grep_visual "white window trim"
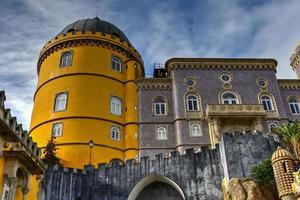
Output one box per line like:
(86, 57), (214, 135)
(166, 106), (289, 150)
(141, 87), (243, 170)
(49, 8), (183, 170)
(190, 123), (203, 137)
(156, 126), (168, 140)
(111, 96), (122, 116)
(261, 96), (273, 111)
(54, 92), (68, 112)
(60, 51), (73, 67)
(112, 56), (122, 72)
(111, 126), (121, 140)
(222, 92), (239, 105)
(289, 101), (300, 115)
(154, 102), (167, 115)
(52, 122), (63, 137)
(186, 94), (199, 111)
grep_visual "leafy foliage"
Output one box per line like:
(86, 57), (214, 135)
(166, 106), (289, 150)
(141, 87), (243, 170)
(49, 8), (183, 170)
(273, 121), (300, 161)
(251, 159), (276, 188)
(42, 137), (60, 165)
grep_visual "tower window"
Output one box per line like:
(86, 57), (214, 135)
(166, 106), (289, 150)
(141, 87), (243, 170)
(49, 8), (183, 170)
(111, 97), (122, 115)
(54, 92), (68, 112)
(186, 94), (199, 111)
(111, 127), (120, 140)
(112, 56), (122, 72)
(222, 92), (238, 104)
(261, 95), (273, 111)
(60, 51), (73, 67)
(153, 96), (167, 115)
(289, 99), (300, 114)
(52, 123), (63, 137)
(190, 123), (202, 137)
(157, 127), (167, 140)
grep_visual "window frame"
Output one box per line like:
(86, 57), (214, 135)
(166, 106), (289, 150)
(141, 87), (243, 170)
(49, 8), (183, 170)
(186, 94), (199, 111)
(190, 123), (202, 137)
(52, 122), (63, 137)
(260, 95), (273, 111)
(54, 92), (68, 112)
(112, 56), (122, 72)
(60, 51), (73, 67)
(289, 100), (300, 115)
(111, 126), (121, 140)
(221, 92), (238, 105)
(156, 126), (167, 140)
(111, 96), (122, 116)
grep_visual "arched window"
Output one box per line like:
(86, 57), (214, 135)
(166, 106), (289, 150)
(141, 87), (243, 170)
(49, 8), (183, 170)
(186, 94), (199, 111)
(60, 51), (72, 67)
(157, 127), (167, 140)
(153, 96), (167, 115)
(111, 97), (121, 115)
(52, 123), (63, 137)
(289, 99), (300, 114)
(111, 127), (120, 140)
(112, 56), (122, 72)
(54, 93), (67, 111)
(261, 95), (273, 111)
(190, 124), (202, 136)
(222, 92), (238, 104)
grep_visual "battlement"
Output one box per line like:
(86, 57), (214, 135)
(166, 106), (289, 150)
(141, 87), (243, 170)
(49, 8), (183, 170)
(0, 91), (45, 174)
(37, 31), (144, 74)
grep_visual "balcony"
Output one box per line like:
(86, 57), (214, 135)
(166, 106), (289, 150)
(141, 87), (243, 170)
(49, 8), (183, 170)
(206, 104), (267, 117)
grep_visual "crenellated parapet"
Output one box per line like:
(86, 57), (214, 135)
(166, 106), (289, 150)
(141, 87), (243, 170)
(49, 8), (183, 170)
(0, 91), (45, 175)
(136, 78), (172, 90)
(42, 132), (279, 200)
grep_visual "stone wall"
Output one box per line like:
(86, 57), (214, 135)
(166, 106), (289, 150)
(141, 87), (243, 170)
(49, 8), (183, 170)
(42, 133), (279, 200)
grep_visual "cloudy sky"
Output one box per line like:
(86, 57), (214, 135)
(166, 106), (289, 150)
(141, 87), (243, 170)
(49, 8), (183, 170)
(1, 0), (300, 129)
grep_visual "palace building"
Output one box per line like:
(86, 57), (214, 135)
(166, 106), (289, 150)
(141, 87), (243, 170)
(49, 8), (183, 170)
(0, 17), (300, 199)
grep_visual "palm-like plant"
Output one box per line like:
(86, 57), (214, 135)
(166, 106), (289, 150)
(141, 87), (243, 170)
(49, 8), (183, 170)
(273, 121), (300, 161)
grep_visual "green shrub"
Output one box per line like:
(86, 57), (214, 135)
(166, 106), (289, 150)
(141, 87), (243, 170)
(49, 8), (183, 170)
(251, 159), (276, 188)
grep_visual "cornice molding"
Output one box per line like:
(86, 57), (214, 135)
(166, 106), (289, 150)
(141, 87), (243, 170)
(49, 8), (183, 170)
(136, 78), (172, 90)
(37, 32), (144, 74)
(278, 79), (300, 90)
(165, 58), (277, 72)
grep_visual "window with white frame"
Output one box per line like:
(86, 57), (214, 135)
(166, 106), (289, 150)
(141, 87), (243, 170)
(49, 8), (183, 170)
(52, 123), (63, 137)
(153, 96), (167, 115)
(261, 95), (273, 111)
(289, 99), (300, 114)
(112, 56), (122, 72)
(111, 127), (120, 140)
(222, 92), (238, 104)
(190, 123), (202, 136)
(157, 127), (167, 140)
(54, 92), (67, 112)
(186, 94), (199, 111)
(60, 51), (72, 67)
(111, 97), (121, 115)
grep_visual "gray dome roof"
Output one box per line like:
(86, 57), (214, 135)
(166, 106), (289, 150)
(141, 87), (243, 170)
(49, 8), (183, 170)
(58, 17), (130, 43)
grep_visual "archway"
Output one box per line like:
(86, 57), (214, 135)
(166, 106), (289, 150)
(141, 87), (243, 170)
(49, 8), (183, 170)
(128, 174), (185, 200)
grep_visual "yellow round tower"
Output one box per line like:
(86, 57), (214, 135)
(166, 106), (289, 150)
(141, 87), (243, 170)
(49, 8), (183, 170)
(29, 17), (144, 169)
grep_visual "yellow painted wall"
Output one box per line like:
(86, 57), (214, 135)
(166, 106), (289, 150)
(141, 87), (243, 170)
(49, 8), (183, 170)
(30, 32), (143, 169)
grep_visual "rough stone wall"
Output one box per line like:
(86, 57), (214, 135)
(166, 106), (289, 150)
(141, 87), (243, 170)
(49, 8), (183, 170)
(42, 133), (279, 200)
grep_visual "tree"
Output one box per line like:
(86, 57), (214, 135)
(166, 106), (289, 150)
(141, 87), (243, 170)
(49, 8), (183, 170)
(273, 121), (300, 161)
(42, 137), (60, 165)
(251, 158), (276, 188)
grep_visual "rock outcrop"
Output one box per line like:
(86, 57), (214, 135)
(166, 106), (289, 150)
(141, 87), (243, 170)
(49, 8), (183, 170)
(222, 178), (279, 200)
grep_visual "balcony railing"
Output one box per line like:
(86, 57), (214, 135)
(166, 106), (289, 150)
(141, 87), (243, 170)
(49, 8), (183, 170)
(206, 104), (267, 117)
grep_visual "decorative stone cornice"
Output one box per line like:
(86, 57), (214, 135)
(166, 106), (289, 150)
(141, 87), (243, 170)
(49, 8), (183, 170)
(278, 79), (300, 90)
(165, 58), (277, 72)
(206, 104), (267, 117)
(37, 31), (144, 75)
(0, 91), (45, 174)
(136, 78), (172, 90)
(290, 43), (300, 71)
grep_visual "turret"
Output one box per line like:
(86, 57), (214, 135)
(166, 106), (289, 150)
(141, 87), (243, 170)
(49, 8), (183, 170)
(290, 43), (300, 78)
